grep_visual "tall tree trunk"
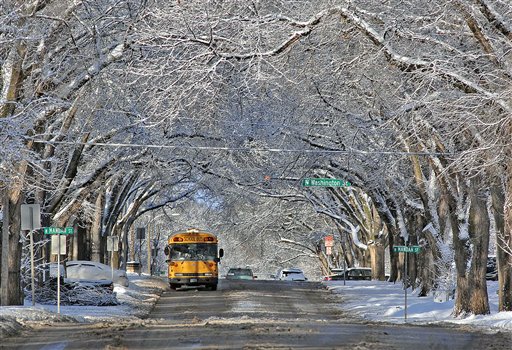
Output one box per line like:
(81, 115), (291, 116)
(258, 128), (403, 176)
(342, 235), (354, 268)
(6, 189), (24, 305)
(368, 242), (385, 280)
(395, 235), (406, 281)
(444, 179), (472, 316)
(453, 177), (490, 316)
(1, 188), (10, 305)
(318, 251), (330, 276)
(454, 275), (471, 316)
(120, 220), (132, 270)
(90, 191), (104, 262)
(501, 165), (512, 311)
(408, 223), (420, 289)
(418, 246), (434, 297)
(130, 225), (136, 262)
(75, 224), (88, 260)
(489, 183), (506, 308)
(468, 182), (490, 315)
(388, 225), (398, 282)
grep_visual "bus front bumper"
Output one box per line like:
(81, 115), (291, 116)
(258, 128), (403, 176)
(169, 277), (218, 286)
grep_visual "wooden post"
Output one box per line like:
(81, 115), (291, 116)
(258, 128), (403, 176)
(147, 223), (151, 275)
(29, 230), (35, 306)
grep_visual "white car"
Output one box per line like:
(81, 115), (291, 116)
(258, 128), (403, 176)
(64, 260), (129, 287)
(277, 268), (307, 281)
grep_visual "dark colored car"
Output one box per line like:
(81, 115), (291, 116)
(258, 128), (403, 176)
(323, 267), (372, 281)
(226, 268), (255, 280)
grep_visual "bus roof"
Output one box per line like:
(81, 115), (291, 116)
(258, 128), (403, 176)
(168, 228), (218, 243)
(169, 228), (214, 236)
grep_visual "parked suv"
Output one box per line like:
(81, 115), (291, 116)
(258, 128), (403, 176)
(275, 268), (307, 281)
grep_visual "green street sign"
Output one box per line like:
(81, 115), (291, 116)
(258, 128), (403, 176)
(44, 227), (74, 235)
(302, 178), (351, 187)
(393, 245), (421, 254)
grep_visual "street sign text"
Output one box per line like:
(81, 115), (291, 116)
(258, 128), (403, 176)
(393, 246), (421, 254)
(44, 227), (74, 235)
(302, 178), (351, 187)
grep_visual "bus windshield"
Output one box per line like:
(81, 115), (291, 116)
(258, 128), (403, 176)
(170, 243), (217, 261)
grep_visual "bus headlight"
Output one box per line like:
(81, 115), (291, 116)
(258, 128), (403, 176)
(175, 273), (184, 277)
(204, 273), (213, 276)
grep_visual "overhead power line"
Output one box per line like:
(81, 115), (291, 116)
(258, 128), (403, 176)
(30, 139), (458, 157)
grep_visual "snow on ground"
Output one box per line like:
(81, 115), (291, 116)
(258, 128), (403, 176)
(323, 279), (512, 331)
(1, 274), (511, 340)
(0, 273), (168, 338)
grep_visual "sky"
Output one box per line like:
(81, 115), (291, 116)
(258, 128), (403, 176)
(0, 275), (511, 339)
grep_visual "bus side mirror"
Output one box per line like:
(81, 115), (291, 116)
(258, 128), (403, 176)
(214, 257), (220, 263)
(219, 248), (224, 258)
(164, 246), (170, 256)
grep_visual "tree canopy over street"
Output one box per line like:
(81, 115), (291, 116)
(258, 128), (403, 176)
(1, 0), (512, 317)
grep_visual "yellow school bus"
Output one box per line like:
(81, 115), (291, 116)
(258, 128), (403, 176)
(163, 228), (224, 290)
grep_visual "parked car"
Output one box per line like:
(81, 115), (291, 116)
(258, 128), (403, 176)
(64, 260), (129, 287)
(323, 274), (345, 281)
(226, 267), (255, 280)
(276, 268), (307, 281)
(323, 267), (372, 281)
(48, 262), (117, 292)
(45, 263), (116, 303)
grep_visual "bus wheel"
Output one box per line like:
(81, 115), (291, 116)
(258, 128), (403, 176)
(210, 284), (217, 291)
(170, 284), (178, 290)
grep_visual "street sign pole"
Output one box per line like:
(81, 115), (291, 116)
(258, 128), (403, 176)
(404, 252), (408, 322)
(44, 227), (72, 312)
(57, 232), (61, 314)
(393, 245), (421, 322)
(29, 207), (35, 306)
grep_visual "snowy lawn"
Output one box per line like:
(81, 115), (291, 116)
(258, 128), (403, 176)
(0, 273), (168, 338)
(324, 279), (512, 331)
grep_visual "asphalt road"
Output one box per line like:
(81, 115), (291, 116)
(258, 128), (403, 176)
(2, 279), (511, 349)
